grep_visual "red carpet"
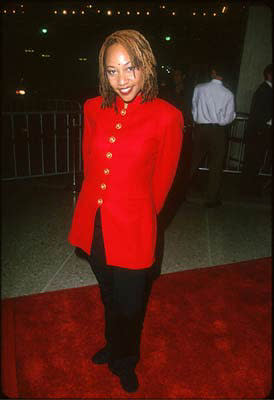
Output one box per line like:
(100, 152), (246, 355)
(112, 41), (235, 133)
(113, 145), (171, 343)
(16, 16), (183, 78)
(2, 258), (272, 398)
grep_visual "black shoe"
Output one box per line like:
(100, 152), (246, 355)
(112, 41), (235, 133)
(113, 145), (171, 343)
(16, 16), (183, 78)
(204, 200), (222, 208)
(91, 346), (109, 365)
(119, 371), (139, 393)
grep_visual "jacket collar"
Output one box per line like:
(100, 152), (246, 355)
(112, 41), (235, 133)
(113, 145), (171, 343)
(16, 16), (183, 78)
(116, 93), (143, 112)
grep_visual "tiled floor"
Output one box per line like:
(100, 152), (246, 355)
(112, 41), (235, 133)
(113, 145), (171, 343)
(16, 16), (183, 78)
(1, 172), (271, 299)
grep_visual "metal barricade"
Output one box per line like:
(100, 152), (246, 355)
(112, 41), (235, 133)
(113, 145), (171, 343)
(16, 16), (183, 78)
(1, 104), (83, 182)
(196, 113), (272, 176)
(1, 109), (271, 184)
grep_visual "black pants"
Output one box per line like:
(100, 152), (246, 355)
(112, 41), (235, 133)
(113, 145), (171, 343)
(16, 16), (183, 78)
(88, 208), (155, 375)
(189, 124), (227, 202)
(241, 126), (272, 192)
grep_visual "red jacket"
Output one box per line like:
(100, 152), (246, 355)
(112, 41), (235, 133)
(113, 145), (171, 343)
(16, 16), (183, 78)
(68, 94), (183, 269)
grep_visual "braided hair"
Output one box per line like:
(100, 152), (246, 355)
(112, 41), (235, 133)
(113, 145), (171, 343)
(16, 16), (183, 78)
(98, 29), (158, 109)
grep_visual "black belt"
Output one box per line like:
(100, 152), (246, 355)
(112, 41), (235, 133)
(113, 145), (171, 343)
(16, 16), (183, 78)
(196, 123), (223, 127)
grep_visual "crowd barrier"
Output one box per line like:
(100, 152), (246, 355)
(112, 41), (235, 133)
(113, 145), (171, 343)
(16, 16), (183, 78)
(1, 104), (272, 187)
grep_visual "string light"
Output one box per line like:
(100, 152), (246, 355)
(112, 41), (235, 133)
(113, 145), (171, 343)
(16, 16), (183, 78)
(16, 90), (26, 95)
(3, 4), (231, 18)
(41, 54), (51, 58)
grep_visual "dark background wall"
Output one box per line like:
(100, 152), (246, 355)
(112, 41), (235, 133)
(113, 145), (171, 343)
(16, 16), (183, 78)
(2, 1), (250, 104)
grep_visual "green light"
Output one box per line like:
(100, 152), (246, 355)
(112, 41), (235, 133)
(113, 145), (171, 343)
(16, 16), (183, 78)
(165, 36), (171, 41)
(41, 28), (48, 34)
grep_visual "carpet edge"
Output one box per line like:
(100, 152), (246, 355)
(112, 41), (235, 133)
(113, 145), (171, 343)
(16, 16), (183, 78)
(1, 299), (19, 398)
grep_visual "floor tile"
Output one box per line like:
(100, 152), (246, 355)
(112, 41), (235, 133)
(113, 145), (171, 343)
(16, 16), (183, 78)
(1, 173), (271, 299)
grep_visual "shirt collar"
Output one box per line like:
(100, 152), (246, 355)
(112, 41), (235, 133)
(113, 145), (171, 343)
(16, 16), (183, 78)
(266, 80), (272, 88)
(211, 79), (223, 85)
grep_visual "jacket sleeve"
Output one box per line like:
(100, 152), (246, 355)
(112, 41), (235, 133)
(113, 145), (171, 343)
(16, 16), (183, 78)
(249, 84), (272, 132)
(82, 101), (92, 179)
(152, 110), (184, 214)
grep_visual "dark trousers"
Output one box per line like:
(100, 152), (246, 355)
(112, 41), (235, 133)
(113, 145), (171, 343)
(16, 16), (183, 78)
(88, 208), (155, 375)
(189, 124), (227, 202)
(241, 126), (272, 192)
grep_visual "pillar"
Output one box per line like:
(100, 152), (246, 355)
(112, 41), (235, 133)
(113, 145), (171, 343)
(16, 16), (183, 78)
(236, 5), (272, 113)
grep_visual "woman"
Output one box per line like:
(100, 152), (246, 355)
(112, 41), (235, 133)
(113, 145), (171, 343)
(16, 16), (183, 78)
(69, 29), (183, 393)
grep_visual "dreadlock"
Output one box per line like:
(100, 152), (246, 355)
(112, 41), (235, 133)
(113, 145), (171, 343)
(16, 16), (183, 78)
(98, 29), (158, 109)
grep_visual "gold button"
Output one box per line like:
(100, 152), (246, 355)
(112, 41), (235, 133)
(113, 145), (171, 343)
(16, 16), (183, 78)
(97, 198), (103, 205)
(109, 136), (116, 143)
(121, 109), (126, 116)
(115, 123), (122, 129)
(106, 152), (112, 159)
(100, 183), (106, 190)
(104, 168), (110, 175)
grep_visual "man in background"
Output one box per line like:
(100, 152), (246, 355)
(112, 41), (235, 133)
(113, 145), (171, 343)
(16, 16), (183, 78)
(187, 65), (236, 207)
(241, 64), (272, 196)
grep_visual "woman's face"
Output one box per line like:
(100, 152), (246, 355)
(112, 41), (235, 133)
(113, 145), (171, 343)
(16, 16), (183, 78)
(105, 43), (144, 103)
